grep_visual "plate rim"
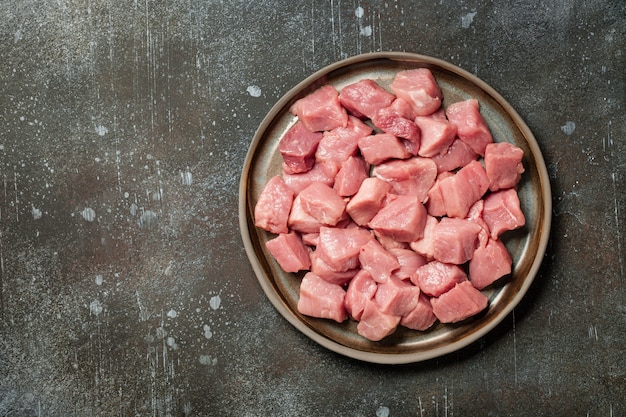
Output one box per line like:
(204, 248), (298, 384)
(239, 51), (552, 364)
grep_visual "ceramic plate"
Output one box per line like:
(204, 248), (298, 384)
(239, 52), (551, 364)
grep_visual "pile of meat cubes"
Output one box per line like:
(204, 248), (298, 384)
(254, 68), (525, 341)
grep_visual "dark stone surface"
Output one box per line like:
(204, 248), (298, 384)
(0, 1), (624, 416)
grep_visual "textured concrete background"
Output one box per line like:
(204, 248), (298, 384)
(0, 1), (624, 416)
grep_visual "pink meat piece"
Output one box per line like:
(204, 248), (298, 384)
(466, 199), (490, 247)
(425, 172), (453, 217)
(430, 280), (488, 323)
(290, 85), (348, 132)
(333, 155), (369, 197)
(346, 177), (392, 226)
(430, 138), (479, 174)
(374, 232), (410, 251)
(368, 194), (427, 242)
(411, 261), (468, 297)
(390, 68), (443, 116)
(283, 161), (335, 195)
(288, 194), (324, 234)
(432, 217), (482, 264)
(357, 299), (401, 341)
(301, 232), (319, 246)
(254, 175), (294, 234)
(387, 247), (428, 280)
(265, 232), (312, 273)
(373, 156), (437, 202)
(439, 160), (490, 218)
(316, 115), (373, 174)
(469, 238), (512, 290)
(484, 142), (525, 191)
(358, 133), (411, 165)
(297, 272), (348, 323)
(316, 226), (373, 272)
(374, 274), (421, 316)
(345, 270), (378, 321)
(482, 188), (526, 239)
(400, 293), (437, 331)
(371, 109), (422, 144)
(338, 79), (396, 119)
(445, 98), (493, 156)
(298, 182), (347, 226)
(414, 116), (457, 157)
(359, 239), (401, 283)
(409, 215), (439, 260)
(279, 121), (323, 174)
(310, 250), (359, 286)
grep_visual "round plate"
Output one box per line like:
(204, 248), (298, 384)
(239, 52), (551, 364)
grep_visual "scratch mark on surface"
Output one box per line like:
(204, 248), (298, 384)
(13, 169), (19, 222)
(512, 310), (518, 385)
(611, 171), (624, 282)
(588, 324), (598, 341)
(0, 208), (4, 319)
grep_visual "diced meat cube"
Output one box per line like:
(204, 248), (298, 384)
(359, 239), (401, 283)
(411, 261), (468, 297)
(283, 162), (335, 195)
(338, 79), (396, 119)
(425, 172), (453, 217)
(400, 293), (437, 331)
(316, 226), (373, 272)
(265, 232), (312, 273)
(288, 194), (324, 234)
(310, 250), (359, 286)
(333, 155), (369, 197)
(368, 194), (427, 242)
(279, 121), (323, 174)
(345, 270), (378, 321)
(371, 110), (422, 144)
(254, 175), (294, 234)
(484, 142), (525, 191)
(300, 232), (319, 246)
(482, 188), (526, 238)
(374, 232), (410, 251)
(298, 182), (347, 226)
(439, 160), (490, 218)
(432, 217), (482, 264)
(387, 248), (427, 280)
(430, 138), (478, 174)
(346, 177), (392, 226)
(290, 85), (348, 132)
(445, 99), (493, 156)
(374, 274), (421, 316)
(409, 215), (439, 260)
(469, 238), (512, 290)
(466, 199), (490, 247)
(316, 115), (373, 173)
(430, 280), (489, 323)
(357, 299), (401, 341)
(414, 116), (457, 157)
(297, 272), (347, 323)
(373, 156), (437, 202)
(390, 68), (442, 116)
(358, 133), (411, 165)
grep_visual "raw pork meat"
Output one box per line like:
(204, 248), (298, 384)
(484, 142), (525, 191)
(358, 239), (401, 283)
(358, 133), (411, 165)
(316, 115), (373, 174)
(373, 156), (437, 202)
(390, 68), (442, 116)
(430, 280), (488, 323)
(338, 79), (396, 119)
(290, 85), (348, 132)
(482, 188), (526, 238)
(298, 272), (348, 323)
(265, 232), (311, 273)
(368, 194), (427, 242)
(387, 248), (427, 280)
(316, 226), (373, 272)
(432, 217), (481, 264)
(333, 155), (369, 197)
(400, 293), (437, 331)
(374, 274), (420, 316)
(357, 299), (401, 341)
(469, 238), (512, 290)
(254, 175), (294, 234)
(438, 160), (490, 218)
(445, 99), (493, 156)
(345, 177), (392, 226)
(430, 138), (478, 173)
(279, 121), (323, 174)
(413, 116), (457, 157)
(298, 182), (347, 226)
(345, 270), (378, 321)
(412, 261), (467, 297)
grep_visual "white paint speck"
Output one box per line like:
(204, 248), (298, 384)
(32, 205), (42, 220)
(167, 309), (178, 319)
(181, 170), (193, 186)
(561, 121), (576, 135)
(81, 207), (96, 222)
(376, 406), (390, 417)
(166, 336), (179, 350)
(95, 274), (104, 285)
(14, 29), (23, 43)
(138, 210), (158, 229)
(461, 11), (477, 29)
(355, 6), (364, 18)
(203, 324), (213, 340)
(209, 295), (221, 310)
(90, 299), (103, 316)
(246, 85), (262, 97)
(360, 25), (372, 36)
(95, 125), (109, 136)
(199, 355), (218, 366)
(129, 203), (138, 216)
